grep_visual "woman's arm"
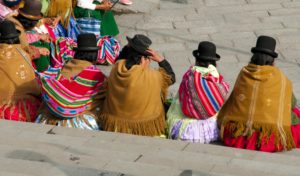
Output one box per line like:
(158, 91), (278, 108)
(77, 0), (111, 10)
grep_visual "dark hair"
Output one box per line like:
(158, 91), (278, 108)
(250, 53), (274, 66)
(0, 37), (20, 44)
(117, 45), (145, 70)
(74, 50), (98, 62)
(195, 59), (216, 68)
(16, 14), (39, 30)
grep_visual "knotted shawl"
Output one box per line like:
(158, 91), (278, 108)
(97, 36), (120, 65)
(179, 65), (229, 120)
(39, 59), (106, 119)
(100, 59), (172, 136)
(218, 64), (294, 150)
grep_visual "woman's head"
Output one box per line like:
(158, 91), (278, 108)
(0, 20), (20, 44)
(193, 41), (220, 68)
(16, 14), (39, 30)
(121, 34), (153, 70)
(250, 35), (278, 66)
(73, 33), (100, 62)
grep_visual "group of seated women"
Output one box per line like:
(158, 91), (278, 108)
(1, 0), (300, 153)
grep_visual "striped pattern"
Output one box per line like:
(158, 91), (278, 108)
(50, 38), (77, 68)
(39, 65), (105, 119)
(97, 36), (120, 65)
(179, 68), (229, 120)
(76, 17), (101, 36)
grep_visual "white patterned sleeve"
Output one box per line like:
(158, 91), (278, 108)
(77, 0), (97, 10)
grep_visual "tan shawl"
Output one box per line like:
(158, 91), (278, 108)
(218, 64), (294, 150)
(0, 44), (40, 105)
(100, 60), (172, 136)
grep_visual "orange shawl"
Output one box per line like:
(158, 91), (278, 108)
(218, 64), (294, 150)
(100, 60), (172, 136)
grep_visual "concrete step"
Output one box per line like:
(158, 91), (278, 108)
(1, 120), (300, 175)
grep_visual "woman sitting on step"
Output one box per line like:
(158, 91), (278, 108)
(0, 20), (41, 122)
(74, 0), (119, 37)
(167, 41), (230, 143)
(218, 36), (300, 152)
(35, 33), (106, 130)
(100, 34), (175, 136)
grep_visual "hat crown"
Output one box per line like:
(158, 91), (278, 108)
(126, 34), (152, 55)
(197, 41), (217, 57)
(0, 20), (20, 40)
(19, 0), (42, 18)
(131, 34), (152, 48)
(251, 35), (278, 58)
(254, 36), (276, 52)
(75, 33), (99, 51)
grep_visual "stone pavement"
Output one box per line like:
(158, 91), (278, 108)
(110, 0), (300, 100)
(2, 0), (300, 175)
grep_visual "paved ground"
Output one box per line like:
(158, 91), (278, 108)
(112, 0), (300, 101)
(2, 0), (300, 175)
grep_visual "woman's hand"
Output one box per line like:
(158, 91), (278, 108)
(39, 34), (50, 42)
(96, 0), (112, 10)
(38, 48), (50, 56)
(146, 49), (164, 62)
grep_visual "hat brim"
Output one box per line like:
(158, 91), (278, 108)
(126, 36), (151, 56)
(0, 30), (21, 40)
(19, 11), (43, 20)
(73, 46), (101, 51)
(193, 50), (220, 61)
(251, 47), (278, 58)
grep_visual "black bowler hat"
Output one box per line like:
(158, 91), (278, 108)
(73, 33), (100, 51)
(126, 34), (152, 56)
(0, 20), (20, 40)
(193, 41), (220, 61)
(19, 0), (43, 20)
(251, 36), (278, 58)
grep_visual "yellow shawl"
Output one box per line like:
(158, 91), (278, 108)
(218, 64), (294, 150)
(0, 44), (40, 105)
(100, 60), (172, 136)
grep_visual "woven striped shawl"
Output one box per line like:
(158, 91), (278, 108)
(40, 64), (105, 119)
(179, 66), (229, 120)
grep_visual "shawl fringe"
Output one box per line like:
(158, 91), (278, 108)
(100, 113), (165, 136)
(221, 120), (295, 151)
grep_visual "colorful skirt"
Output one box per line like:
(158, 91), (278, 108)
(74, 5), (119, 36)
(35, 108), (100, 131)
(0, 99), (41, 122)
(222, 107), (300, 152)
(167, 95), (219, 143)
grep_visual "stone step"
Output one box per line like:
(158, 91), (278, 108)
(1, 120), (300, 175)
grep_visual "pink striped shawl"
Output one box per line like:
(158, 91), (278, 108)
(179, 67), (229, 120)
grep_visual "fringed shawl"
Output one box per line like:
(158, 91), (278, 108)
(100, 60), (172, 136)
(0, 44), (40, 105)
(218, 64), (294, 150)
(179, 65), (229, 120)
